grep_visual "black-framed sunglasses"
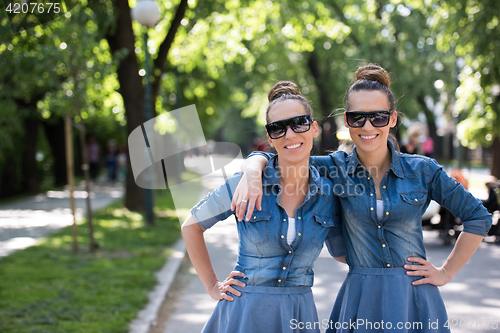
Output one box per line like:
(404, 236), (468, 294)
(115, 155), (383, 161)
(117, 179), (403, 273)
(345, 110), (392, 128)
(265, 115), (312, 139)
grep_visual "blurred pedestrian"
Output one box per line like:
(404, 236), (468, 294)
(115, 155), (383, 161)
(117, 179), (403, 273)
(423, 135), (434, 158)
(106, 139), (118, 182)
(483, 176), (499, 213)
(87, 136), (100, 181)
(483, 176), (500, 243)
(117, 145), (127, 182)
(252, 137), (269, 152)
(400, 127), (420, 154)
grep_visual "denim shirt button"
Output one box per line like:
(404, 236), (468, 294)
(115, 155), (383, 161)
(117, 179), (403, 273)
(283, 267), (286, 270)
(283, 219), (286, 222)
(298, 233), (301, 236)
(298, 217), (301, 220)
(289, 251), (292, 254)
(370, 193), (373, 196)
(370, 207), (374, 211)
(278, 279), (282, 282)
(387, 264), (391, 267)
(383, 185), (386, 189)
(378, 225), (381, 228)
(281, 235), (285, 239)
(382, 244), (386, 248)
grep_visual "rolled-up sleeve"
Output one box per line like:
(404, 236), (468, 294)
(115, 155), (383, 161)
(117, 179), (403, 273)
(325, 195), (345, 257)
(428, 159), (492, 236)
(190, 173), (242, 230)
(325, 227), (345, 258)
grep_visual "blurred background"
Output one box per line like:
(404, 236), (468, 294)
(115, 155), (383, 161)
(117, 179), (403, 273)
(1, 0), (499, 206)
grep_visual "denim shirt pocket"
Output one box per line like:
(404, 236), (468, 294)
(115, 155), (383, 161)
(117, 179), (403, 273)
(311, 213), (334, 249)
(400, 191), (428, 227)
(333, 183), (359, 218)
(243, 210), (272, 245)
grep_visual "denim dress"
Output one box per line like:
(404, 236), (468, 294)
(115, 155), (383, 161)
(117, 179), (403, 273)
(249, 142), (492, 333)
(191, 156), (344, 333)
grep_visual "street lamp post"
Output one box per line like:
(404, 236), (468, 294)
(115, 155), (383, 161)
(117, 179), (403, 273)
(131, 0), (160, 225)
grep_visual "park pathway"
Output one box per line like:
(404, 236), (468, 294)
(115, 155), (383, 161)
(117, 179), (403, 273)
(0, 182), (124, 258)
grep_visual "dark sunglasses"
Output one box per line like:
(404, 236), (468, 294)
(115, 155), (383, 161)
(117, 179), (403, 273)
(265, 115), (312, 139)
(345, 110), (392, 128)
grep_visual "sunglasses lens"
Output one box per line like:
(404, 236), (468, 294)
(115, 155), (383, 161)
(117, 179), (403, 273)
(291, 116), (311, 133)
(266, 115), (311, 139)
(346, 111), (391, 127)
(266, 123), (286, 139)
(370, 112), (390, 127)
(346, 113), (366, 127)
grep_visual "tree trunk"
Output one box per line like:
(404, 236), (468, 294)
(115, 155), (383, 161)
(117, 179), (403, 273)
(491, 136), (500, 180)
(43, 116), (68, 187)
(65, 113), (79, 254)
(307, 50), (339, 153)
(105, 0), (145, 211)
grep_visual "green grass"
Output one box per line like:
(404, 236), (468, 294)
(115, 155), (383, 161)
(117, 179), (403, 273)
(0, 171), (203, 333)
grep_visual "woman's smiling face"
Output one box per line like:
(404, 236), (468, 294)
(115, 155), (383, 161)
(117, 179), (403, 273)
(344, 90), (397, 154)
(267, 100), (318, 165)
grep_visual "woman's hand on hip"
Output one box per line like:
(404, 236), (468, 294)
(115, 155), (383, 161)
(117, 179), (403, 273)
(208, 271), (246, 301)
(404, 257), (451, 287)
(230, 170), (263, 221)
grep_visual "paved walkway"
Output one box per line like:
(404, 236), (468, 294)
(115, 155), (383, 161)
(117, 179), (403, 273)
(0, 182), (124, 257)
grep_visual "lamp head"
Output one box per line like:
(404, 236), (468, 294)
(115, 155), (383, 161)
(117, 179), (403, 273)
(131, 0), (160, 28)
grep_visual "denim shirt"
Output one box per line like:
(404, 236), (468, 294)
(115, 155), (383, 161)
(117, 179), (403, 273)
(248, 141), (492, 269)
(191, 156), (344, 287)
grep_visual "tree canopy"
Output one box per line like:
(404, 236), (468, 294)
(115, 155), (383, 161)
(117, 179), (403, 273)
(1, 0), (499, 198)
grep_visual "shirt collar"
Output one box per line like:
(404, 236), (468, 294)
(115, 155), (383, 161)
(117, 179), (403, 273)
(346, 139), (404, 178)
(262, 155), (325, 195)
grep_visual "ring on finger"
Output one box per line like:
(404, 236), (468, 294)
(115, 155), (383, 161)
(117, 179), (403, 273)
(241, 200), (248, 203)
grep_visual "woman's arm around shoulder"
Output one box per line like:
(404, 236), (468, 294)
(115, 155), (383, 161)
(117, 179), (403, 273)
(231, 152), (271, 221)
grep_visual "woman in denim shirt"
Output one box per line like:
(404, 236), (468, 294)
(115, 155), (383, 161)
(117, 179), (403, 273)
(233, 65), (492, 332)
(182, 81), (345, 333)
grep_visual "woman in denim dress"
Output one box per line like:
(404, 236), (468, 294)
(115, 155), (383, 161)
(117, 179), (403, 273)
(232, 64), (492, 332)
(182, 81), (345, 333)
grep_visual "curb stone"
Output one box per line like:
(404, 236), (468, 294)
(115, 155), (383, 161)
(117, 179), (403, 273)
(129, 237), (187, 333)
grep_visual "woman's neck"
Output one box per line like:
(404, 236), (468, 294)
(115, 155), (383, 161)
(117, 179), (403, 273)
(277, 158), (310, 192)
(357, 146), (392, 179)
